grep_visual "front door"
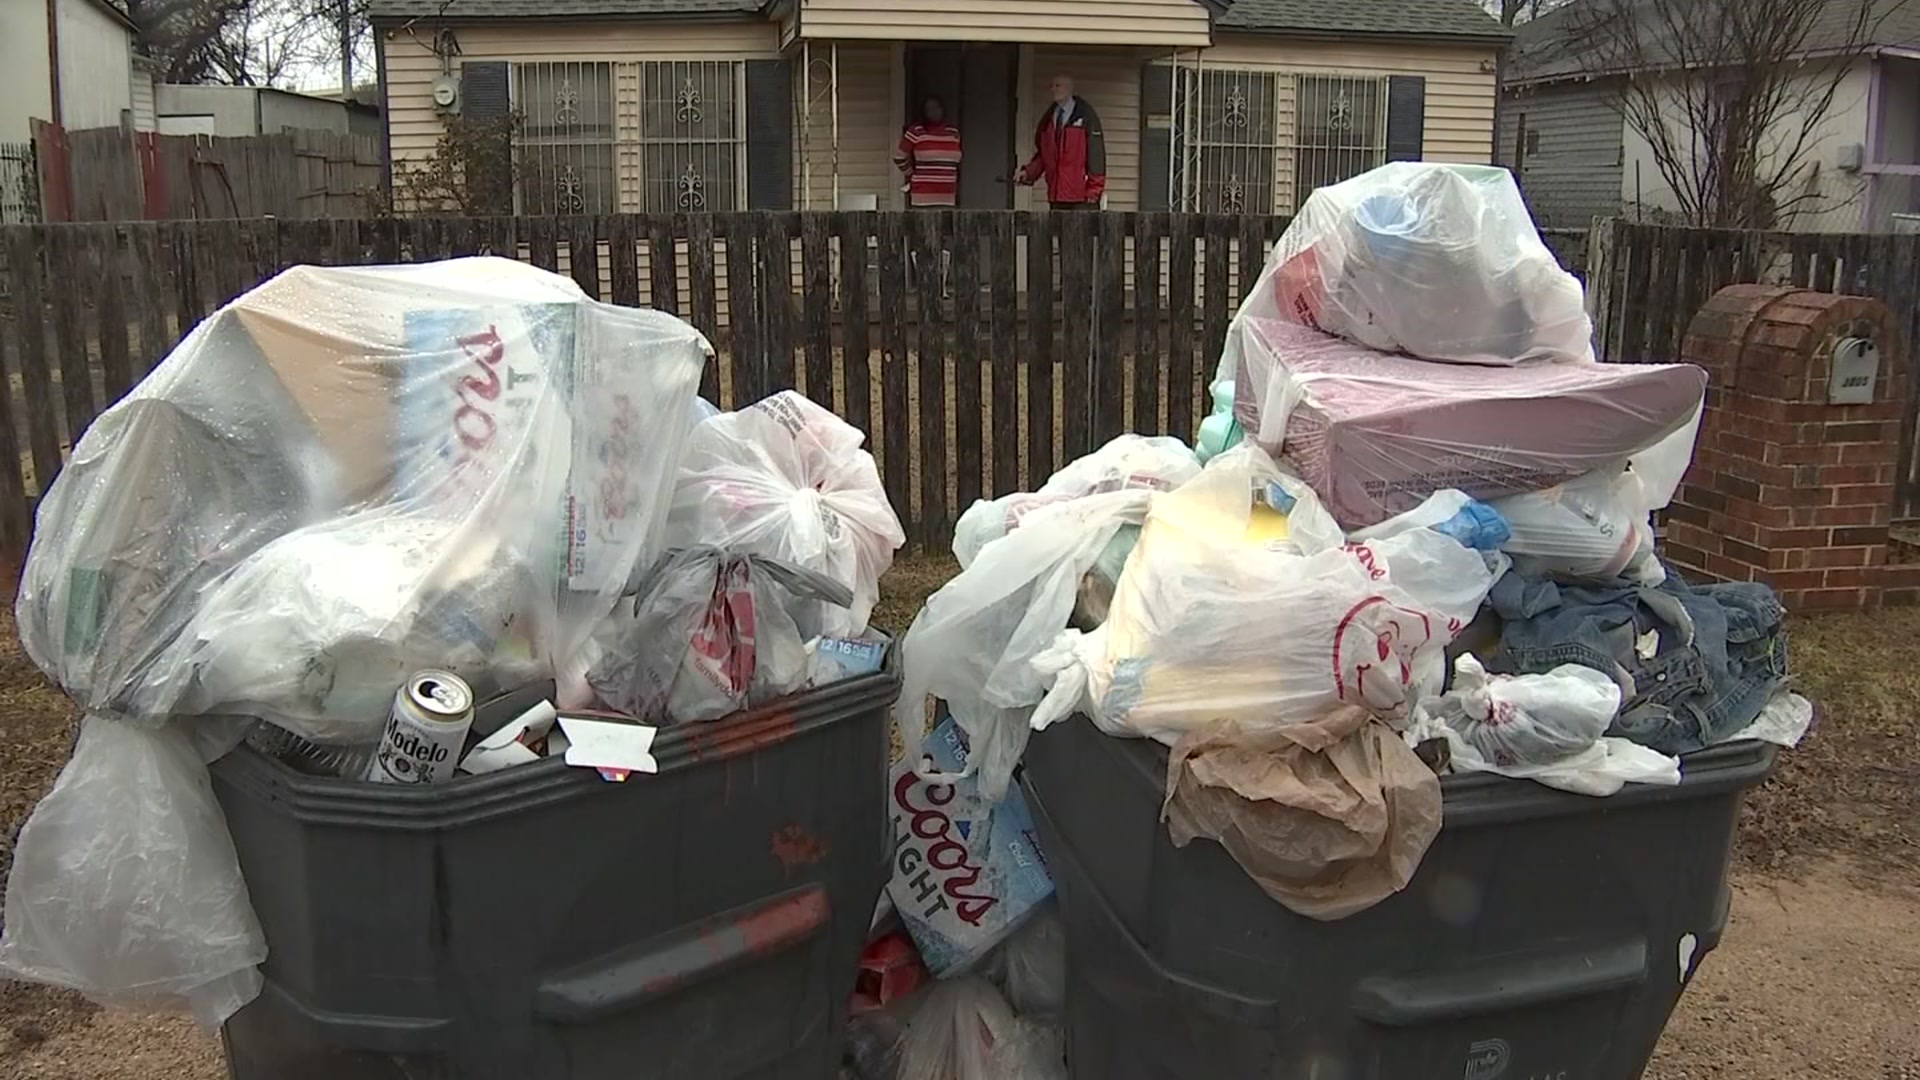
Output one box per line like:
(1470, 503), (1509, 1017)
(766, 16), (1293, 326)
(906, 43), (1017, 209)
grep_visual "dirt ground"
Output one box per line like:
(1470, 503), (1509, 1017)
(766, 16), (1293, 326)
(0, 553), (1917, 1079)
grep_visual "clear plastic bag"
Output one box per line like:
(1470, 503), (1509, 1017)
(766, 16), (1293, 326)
(896, 977), (1066, 1080)
(988, 907), (1066, 1020)
(1240, 162), (1592, 365)
(585, 548), (853, 723)
(1491, 471), (1664, 584)
(1409, 655), (1680, 796)
(896, 489), (1152, 800)
(7, 258), (712, 1022)
(1030, 445), (1498, 745)
(665, 391), (904, 638)
(0, 720), (266, 1027)
(952, 434), (1199, 568)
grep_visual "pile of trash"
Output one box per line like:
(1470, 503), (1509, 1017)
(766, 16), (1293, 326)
(862, 162), (1810, 1071)
(0, 259), (905, 1028)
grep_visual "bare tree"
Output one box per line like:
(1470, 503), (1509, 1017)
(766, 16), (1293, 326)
(1566, 0), (1890, 228)
(128, 0), (371, 89)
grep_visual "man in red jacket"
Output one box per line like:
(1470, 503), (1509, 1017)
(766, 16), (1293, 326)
(1018, 75), (1106, 210)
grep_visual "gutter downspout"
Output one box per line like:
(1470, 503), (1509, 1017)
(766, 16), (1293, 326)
(45, 0), (63, 127)
(1862, 51), (1882, 232)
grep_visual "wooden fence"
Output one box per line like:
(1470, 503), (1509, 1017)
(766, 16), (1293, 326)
(34, 123), (382, 222)
(0, 210), (1295, 561)
(1588, 218), (1920, 515)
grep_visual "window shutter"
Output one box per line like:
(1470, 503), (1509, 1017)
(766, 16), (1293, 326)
(1385, 75), (1425, 162)
(745, 59), (793, 210)
(461, 61), (510, 120)
(1140, 64), (1175, 212)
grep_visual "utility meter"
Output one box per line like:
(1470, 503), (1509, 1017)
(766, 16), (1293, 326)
(432, 76), (460, 114)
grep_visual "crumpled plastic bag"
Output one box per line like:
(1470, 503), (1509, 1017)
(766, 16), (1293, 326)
(1030, 445), (1500, 745)
(0, 720), (265, 1028)
(585, 547), (853, 723)
(1243, 161), (1591, 365)
(1162, 709), (1442, 920)
(1725, 690), (1814, 748)
(896, 977), (1066, 1080)
(666, 391), (904, 639)
(952, 434), (1199, 568)
(1491, 470), (1664, 585)
(1407, 655), (1680, 797)
(896, 489), (1152, 800)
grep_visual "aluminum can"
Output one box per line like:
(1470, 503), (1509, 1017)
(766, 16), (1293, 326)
(365, 670), (475, 785)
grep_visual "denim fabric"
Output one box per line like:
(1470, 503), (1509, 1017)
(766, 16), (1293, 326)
(1489, 570), (1787, 755)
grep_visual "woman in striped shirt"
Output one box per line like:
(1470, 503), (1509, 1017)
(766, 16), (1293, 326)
(894, 98), (963, 208)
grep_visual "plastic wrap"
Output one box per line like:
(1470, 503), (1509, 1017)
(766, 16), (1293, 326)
(951, 434), (1199, 568)
(5, 258), (711, 1023)
(1030, 445), (1500, 746)
(1237, 162), (1591, 365)
(0, 720), (265, 1027)
(1224, 315), (1707, 528)
(585, 548), (852, 723)
(666, 391), (904, 638)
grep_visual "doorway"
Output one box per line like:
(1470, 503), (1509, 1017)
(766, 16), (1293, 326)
(905, 43), (1018, 209)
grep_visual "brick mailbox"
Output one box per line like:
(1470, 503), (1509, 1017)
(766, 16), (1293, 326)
(1666, 285), (1911, 611)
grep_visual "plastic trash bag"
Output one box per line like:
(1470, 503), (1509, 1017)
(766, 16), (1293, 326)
(896, 977), (1066, 1080)
(1030, 445), (1498, 745)
(585, 547), (853, 723)
(1725, 690), (1815, 748)
(0, 720), (265, 1027)
(1408, 655), (1679, 796)
(951, 434), (1199, 568)
(1163, 709), (1443, 920)
(896, 489), (1152, 800)
(1241, 161), (1591, 365)
(6, 258), (711, 1023)
(666, 391), (904, 638)
(1491, 471), (1664, 584)
(987, 907), (1066, 1020)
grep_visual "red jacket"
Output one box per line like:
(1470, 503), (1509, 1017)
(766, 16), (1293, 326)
(1020, 98), (1106, 205)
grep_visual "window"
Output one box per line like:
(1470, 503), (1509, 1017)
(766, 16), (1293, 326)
(638, 61), (744, 212)
(511, 60), (745, 214)
(1293, 75), (1386, 200)
(1171, 68), (1389, 213)
(514, 62), (616, 215)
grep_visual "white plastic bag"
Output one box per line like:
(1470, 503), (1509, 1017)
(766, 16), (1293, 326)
(1237, 161), (1591, 365)
(666, 391), (904, 638)
(896, 490), (1151, 800)
(896, 977), (1066, 1080)
(952, 434), (1199, 568)
(1491, 471), (1663, 584)
(1409, 656), (1680, 796)
(0, 720), (265, 1027)
(1031, 445), (1497, 745)
(1725, 690), (1814, 748)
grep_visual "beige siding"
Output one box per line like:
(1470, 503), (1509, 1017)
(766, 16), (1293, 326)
(1201, 34), (1499, 164)
(1022, 47), (1149, 211)
(383, 20), (781, 170)
(795, 41), (895, 209)
(798, 0), (1208, 47)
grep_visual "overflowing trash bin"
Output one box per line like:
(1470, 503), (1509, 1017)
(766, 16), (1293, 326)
(873, 161), (1814, 1080)
(0, 258), (907, 1080)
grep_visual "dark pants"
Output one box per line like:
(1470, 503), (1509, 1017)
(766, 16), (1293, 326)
(1050, 201), (1097, 211)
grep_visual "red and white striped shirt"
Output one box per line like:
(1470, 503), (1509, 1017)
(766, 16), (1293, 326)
(894, 122), (963, 207)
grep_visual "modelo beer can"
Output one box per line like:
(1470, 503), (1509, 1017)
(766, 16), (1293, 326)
(365, 670), (475, 785)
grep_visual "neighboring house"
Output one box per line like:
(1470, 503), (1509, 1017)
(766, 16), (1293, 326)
(1503, 0), (1920, 232)
(366, 0), (1510, 215)
(0, 0), (148, 144)
(154, 85), (382, 139)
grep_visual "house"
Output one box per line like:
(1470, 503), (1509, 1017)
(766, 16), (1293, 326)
(1502, 0), (1920, 232)
(154, 84), (383, 139)
(0, 0), (149, 144)
(366, 0), (1510, 215)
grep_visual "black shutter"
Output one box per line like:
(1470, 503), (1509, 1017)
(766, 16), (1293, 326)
(1140, 64), (1175, 212)
(745, 59), (793, 210)
(1385, 75), (1425, 162)
(461, 61), (510, 120)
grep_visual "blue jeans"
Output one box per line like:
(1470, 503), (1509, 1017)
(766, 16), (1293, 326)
(1487, 570), (1787, 755)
